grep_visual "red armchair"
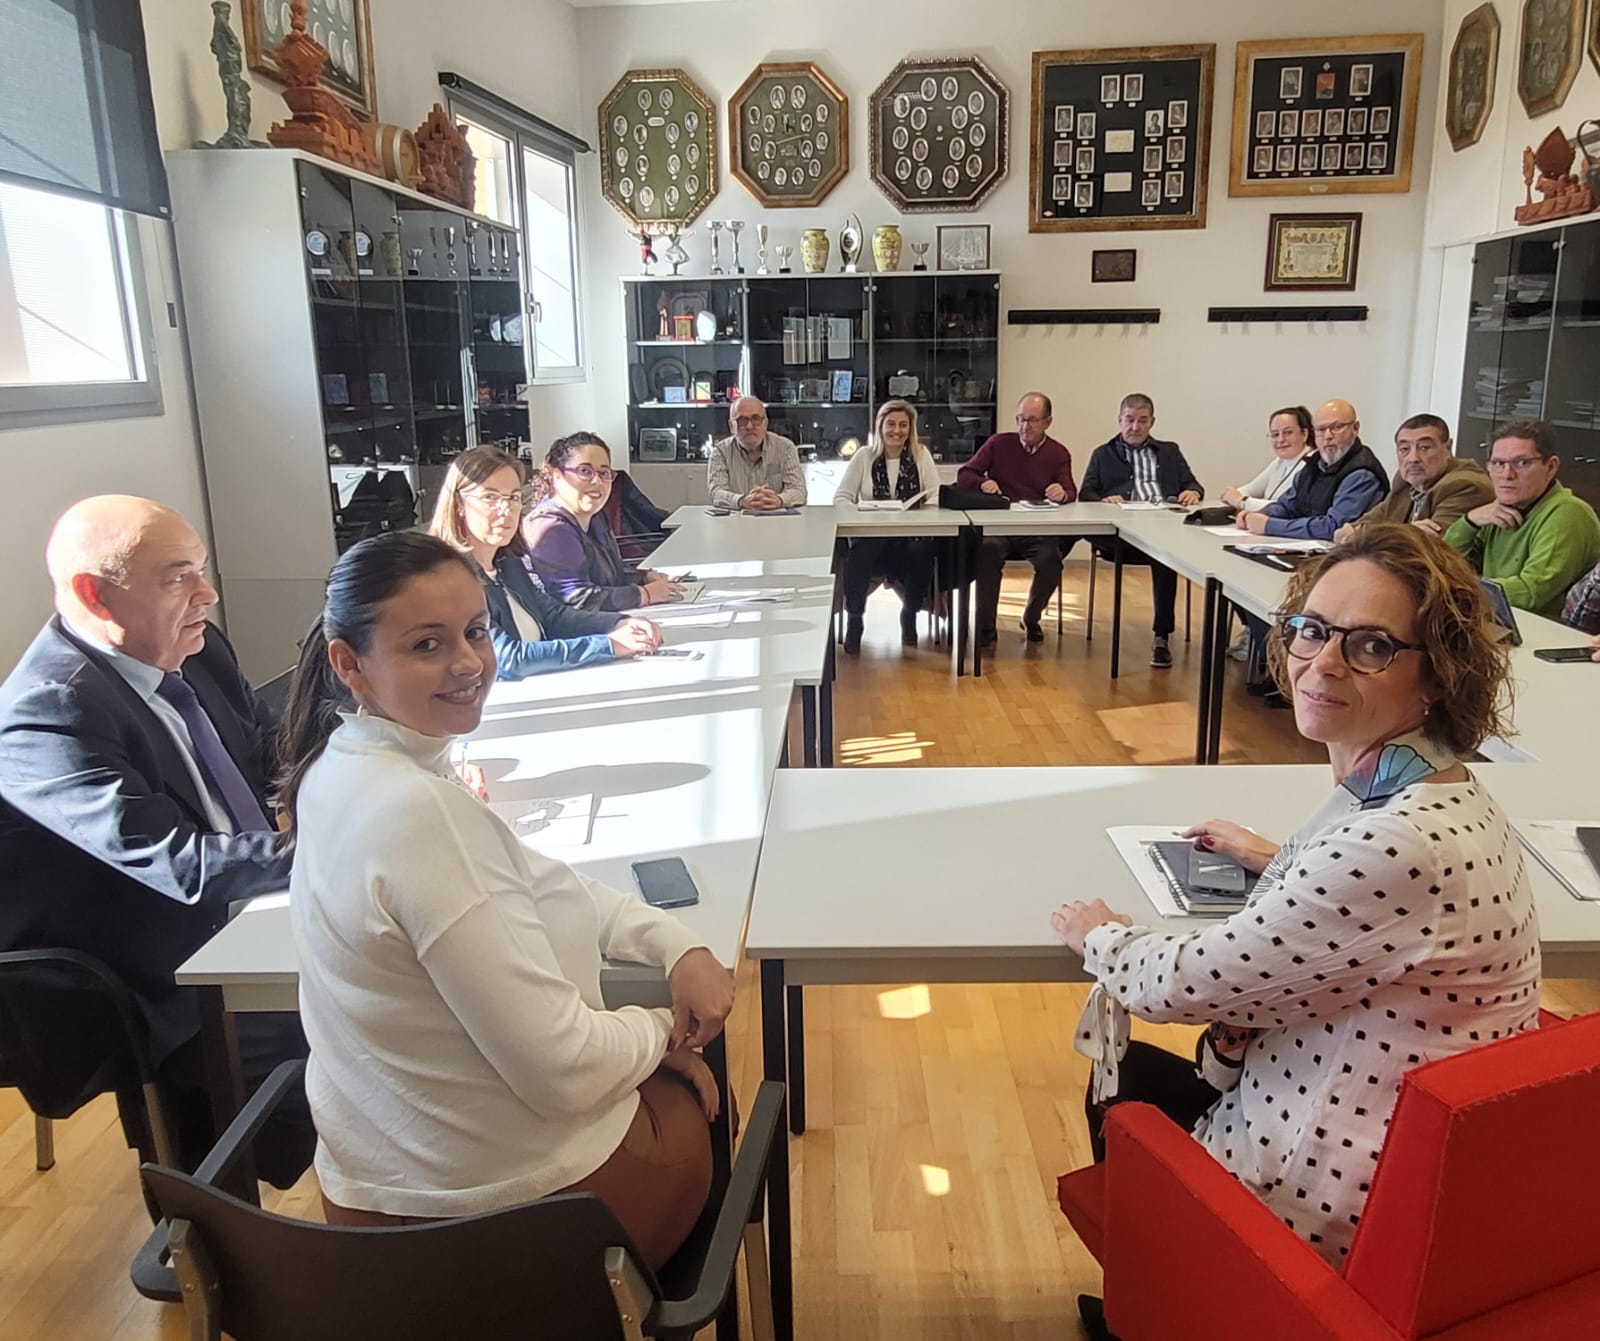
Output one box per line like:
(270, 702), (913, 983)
(1057, 1011), (1600, 1340)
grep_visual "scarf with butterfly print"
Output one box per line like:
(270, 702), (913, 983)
(871, 447), (922, 502)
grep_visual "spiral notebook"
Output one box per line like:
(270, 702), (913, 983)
(1108, 826), (1253, 918)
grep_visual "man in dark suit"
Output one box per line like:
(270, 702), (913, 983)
(0, 496), (311, 1186)
(1079, 393), (1205, 669)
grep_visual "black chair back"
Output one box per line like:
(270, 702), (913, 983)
(252, 669), (295, 718)
(142, 1166), (652, 1341)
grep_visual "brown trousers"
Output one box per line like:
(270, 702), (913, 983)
(322, 1071), (714, 1269)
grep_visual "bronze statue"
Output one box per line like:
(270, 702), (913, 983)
(196, 1), (265, 149)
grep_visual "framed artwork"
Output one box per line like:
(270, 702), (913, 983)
(869, 57), (1010, 212)
(1230, 34), (1423, 196)
(1593, 1), (1600, 77)
(936, 224), (991, 270)
(1517, 0), (1584, 117)
(598, 69), (718, 229)
(1092, 248), (1137, 281)
(729, 61), (849, 208)
(1264, 212), (1362, 290)
(241, 0), (378, 119)
(1448, 4), (1501, 151)
(1029, 43), (1216, 233)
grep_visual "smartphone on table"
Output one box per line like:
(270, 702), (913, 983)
(1533, 647), (1596, 663)
(632, 856), (700, 908)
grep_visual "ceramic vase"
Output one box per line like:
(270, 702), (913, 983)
(802, 228), (830, 274)
(872, 224), (903, 272)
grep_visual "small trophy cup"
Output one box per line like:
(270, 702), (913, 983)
(756, 224), (770, 275)
(728, 220), (745, 273)
(466, 221), (482, 274)
(911, 241), (930, 271)
(776, 244), (793, 274)
(708, 221), (725, 276)
(408, 246), (424, 276)
(444, 224), (458, 275)
(839, 213), (863, 273)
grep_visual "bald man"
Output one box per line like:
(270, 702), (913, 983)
(1235, 399), (1388, 541)
(0, 496), (311, 1186)
(708, 396), (805, 511)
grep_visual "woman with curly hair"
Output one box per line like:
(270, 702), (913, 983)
(1053, 524), (1539, 1333)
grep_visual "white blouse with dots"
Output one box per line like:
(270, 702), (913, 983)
(1082, 776), (1541, 1264)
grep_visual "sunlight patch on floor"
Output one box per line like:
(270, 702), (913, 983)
(877, 984), (932, 1020)
(841, 731), (934, 766)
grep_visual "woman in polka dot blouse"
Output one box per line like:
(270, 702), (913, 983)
(1054, 525), (1540, 1271)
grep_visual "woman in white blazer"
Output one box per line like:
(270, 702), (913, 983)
(833, 398), (942, 652)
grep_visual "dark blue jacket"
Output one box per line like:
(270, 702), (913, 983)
(1079, 435), (1205, 504)
(0, 618), (291, 1063)
(486, 553), (620, 680)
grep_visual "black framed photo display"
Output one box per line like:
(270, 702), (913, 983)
(1229, 35), (1423, 196)
(1029, 44), (1216, 232)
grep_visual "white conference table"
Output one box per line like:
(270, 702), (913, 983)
(654, 505), (840, 570)
(746, 763), (1600, 1136)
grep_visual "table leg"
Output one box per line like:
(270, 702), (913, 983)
(786, 985), (806, 1135)
(970, 527), (984, 678)
(819, 644), (834, 769)
(196, 987), (258, 1203)
(759, 960), (793, 1341)
(1206, 588), (1229, 766)
(955, 526), (973, 677)
(800, 687), (817, 769)
(1110, 539), (1125, 679)
(1194, 577), (1220, 765)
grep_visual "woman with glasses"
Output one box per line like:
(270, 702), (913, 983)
(523, 432), (684, 612)
(1052, 525), (1537, 1331)
(427, 446), (661, 679)
(833, 399), (942, 651)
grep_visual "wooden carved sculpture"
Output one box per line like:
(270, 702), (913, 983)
(1515, 126), (1596, 224)
(266, 0), (378, 174)
(415, 105), (477, 210)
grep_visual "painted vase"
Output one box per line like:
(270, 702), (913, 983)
(872, 224), (903, 272)
(802, 227), (830, 274)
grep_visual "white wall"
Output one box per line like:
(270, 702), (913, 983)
(575, 0), (1446, 496)
(0, 0), (589, 668)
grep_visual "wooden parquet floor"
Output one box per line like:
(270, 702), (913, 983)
(3, 565), (1595, 1340)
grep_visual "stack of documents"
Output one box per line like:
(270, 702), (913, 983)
(1514, 821), (1600, 901)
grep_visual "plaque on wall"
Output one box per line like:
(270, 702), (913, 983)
(1447, 4), (1500, 152)
(868, 56), (1010, 213)
(598, 69), (718, 229)
(242, 0), (378, 119)
(1229, 35), (1423, 196)
(729, 61), (849, 208)
(1517, 0), (1584, 117)
(1029, 44), (1215, 232)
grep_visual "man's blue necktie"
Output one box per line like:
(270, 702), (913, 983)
(156, 673), (273, 833)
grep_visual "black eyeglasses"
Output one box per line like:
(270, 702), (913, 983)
(1276, 614), (1426, 675)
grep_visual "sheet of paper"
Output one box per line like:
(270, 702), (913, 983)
(1103, 171), (1134, 193)
(1515, 821), (1600, 900)
(1104, 129), (1136, 153)
(1116, 500), (1169, 512)
(1016, 499), (1062, 510)
(1201, 523), (1247, 535)
(701, 587), (796, 604)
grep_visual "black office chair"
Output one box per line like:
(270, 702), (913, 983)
(134, 1060), (785, 1341)
(0, 949), (180, 1187)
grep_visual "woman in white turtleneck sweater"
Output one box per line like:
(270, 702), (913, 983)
(833, 398), (943, 652)
(275, 531), (734, 1268)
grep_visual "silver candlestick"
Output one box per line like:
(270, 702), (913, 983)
(728, 220), (745, 274)
(708, 220), (725, 275)
(756, 223), (770, 275)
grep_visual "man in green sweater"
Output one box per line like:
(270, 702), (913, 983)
(1444, 419), (1600, 619)
(1335, 413), (1493, 542)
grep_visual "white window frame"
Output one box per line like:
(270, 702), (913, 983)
(0, 192), (163, 425)
(447, 96), (587, 386)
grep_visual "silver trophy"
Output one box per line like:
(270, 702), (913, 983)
(839, 213), (863, 273)
(728, 220), (745, 273)
(756, 224), (770, 275)
(708, 220), (725, 275)
(776, 243), (793, 274)
(911, 240), (930, 272)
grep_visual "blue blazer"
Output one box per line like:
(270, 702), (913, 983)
(486, 553), (620, 679)
(0, 617), (292, 1063)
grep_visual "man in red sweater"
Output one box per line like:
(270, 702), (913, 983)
(957, 392), (1077, 645)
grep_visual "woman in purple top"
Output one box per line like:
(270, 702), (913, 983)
(522, 433), (684, 613)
